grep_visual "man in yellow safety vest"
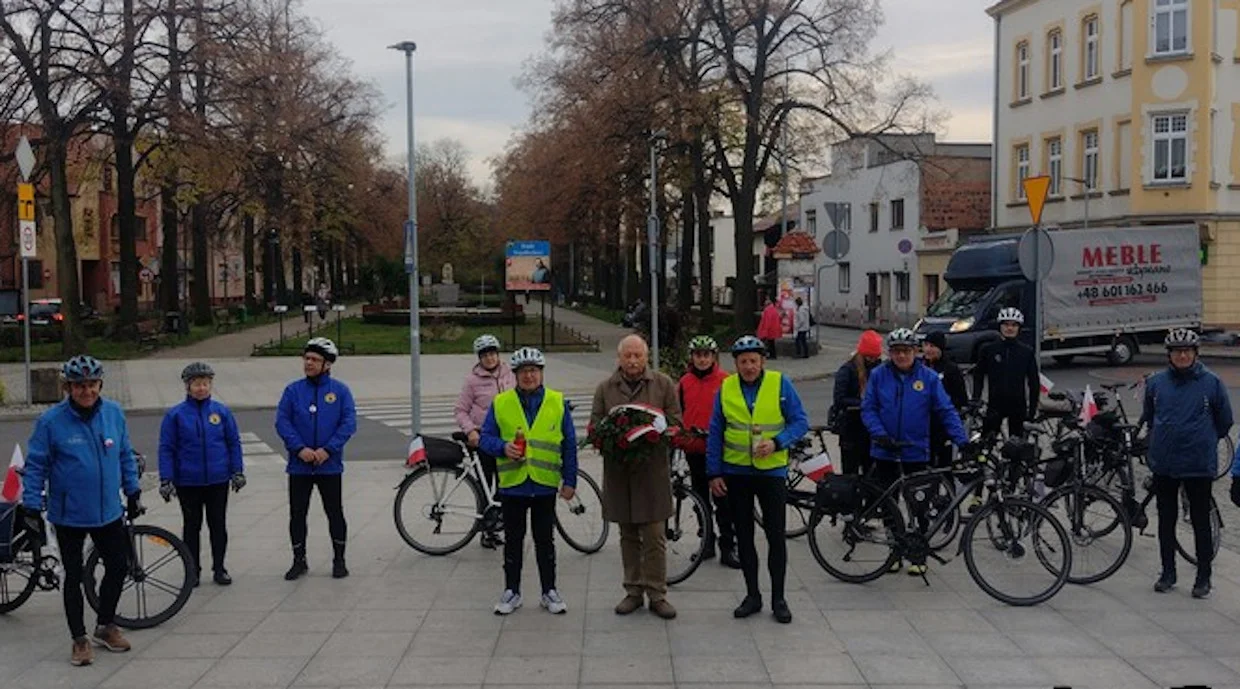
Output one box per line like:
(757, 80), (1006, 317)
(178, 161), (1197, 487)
(478, 347), (578, 615)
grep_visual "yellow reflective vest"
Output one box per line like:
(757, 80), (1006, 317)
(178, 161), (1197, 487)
(720, 372), (789, 470)
(492, 388), (565, 489)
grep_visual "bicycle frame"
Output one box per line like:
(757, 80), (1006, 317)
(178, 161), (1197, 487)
(401, 443), (499, 524)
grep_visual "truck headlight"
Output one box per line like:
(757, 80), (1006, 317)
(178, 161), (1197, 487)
(949, 318), (974, 333)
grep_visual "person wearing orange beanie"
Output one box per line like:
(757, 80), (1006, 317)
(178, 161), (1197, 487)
(829, 330), (884, 475)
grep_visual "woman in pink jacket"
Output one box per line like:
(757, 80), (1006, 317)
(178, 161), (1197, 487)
(756, 294), (782, 360)
(455, 334), (516, 548)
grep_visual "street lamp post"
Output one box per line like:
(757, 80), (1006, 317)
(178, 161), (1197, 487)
(1064, 176), (1092, 231)
(390, 41), (421, 437)
(648, 130), (667, 370)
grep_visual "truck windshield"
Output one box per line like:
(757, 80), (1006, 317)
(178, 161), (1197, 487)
(925, 288), (989, 318)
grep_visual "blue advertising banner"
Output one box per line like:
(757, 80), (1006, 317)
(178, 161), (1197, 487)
(505, 240), (552, 291)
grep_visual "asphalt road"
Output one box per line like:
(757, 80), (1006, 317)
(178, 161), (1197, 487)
(0, 351), (1229, 466)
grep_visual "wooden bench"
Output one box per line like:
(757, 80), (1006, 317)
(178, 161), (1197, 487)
(136, 320), (167, 351)
(214, 308), (239, 333)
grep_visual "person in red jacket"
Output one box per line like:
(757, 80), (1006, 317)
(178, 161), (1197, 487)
(677, 335), (740, 568)
(756, 294), (782, 360)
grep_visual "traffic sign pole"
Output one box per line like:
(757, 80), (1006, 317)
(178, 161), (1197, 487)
(1021, 176), (1053, 365)
(17, 181), (36, 406)
(21, 257), (30, 405)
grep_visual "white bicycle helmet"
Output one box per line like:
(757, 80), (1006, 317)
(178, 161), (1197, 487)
(997, 307), (1024, 325)
(886, 328), (919, 348)
(731, 335), (766, 357)
(509, 346), (546, 370)
(1164, 328), (1200, 350)
(304, 337), (339, 362)
(473, 334), (501, 355)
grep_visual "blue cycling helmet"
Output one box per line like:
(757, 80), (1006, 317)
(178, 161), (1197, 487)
(62, 355), (104, 382)
(731, 335), (766, 357)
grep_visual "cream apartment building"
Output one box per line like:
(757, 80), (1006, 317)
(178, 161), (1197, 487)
(988, 0), (1240, 325)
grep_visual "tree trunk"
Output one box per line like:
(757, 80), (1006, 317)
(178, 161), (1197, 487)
(243, 214), (257, 312)
(47, 136), (85, 353)
(159, 185), (179, 313)
(692, 134), (714, 329)
(732, 196), (757, 331)
(113, 130), (140, 338)
(291, 245), (303, 296)
(678, 189), (695, 313)
(190, 204), (211, 325)
(275, 238), (287, 303)
(262, 227), (275, 304)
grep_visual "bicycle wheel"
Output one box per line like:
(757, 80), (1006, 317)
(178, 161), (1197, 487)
(1040, 484), (1132, 585)
(84, 524), (194, 629)
(903, 473), (960, 552)
(807, 480), (905, 583)
(962, 498), (1071, 606)
(754, 468), (813, 539)
(555, 469), (608, 554)
(394, 465), (485, 555)
(666, 485), (710, 586)
(1217, 434), (1235, 480)
(1177, 496), (1223, 565)
(0, 528), (40, 614)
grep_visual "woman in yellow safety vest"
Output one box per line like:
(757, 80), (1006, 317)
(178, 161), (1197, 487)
(478, 347), (578, 616)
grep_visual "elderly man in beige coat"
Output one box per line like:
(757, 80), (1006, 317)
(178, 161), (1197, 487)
(591, 334), (682, 619)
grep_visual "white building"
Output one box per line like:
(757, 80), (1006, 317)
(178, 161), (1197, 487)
(804, 134), (992, 328)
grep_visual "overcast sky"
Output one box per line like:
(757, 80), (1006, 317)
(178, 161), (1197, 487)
(300, 0), (994, 184)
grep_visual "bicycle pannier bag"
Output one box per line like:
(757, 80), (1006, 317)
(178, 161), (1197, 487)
(816, 474), (861, 515)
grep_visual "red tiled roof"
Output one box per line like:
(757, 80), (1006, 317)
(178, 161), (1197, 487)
(771, 230), (820, 257)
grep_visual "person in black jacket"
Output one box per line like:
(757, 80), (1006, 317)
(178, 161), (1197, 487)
(831, 330), (883, 475)
(971, 308), (1040, 437)
(921, 331), (969, 468)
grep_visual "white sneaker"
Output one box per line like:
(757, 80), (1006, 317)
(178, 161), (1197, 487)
(540, 589), (567, 614)
(494, 589), (522, 615)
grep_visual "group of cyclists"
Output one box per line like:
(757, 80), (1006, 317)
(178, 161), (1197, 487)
(15, 336), (355, 666)
(12, 304), (1240, 664)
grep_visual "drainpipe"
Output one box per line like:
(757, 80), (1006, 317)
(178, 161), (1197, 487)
(991, 12), (1001, 232)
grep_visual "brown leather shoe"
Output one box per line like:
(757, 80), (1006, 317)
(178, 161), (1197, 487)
(70, 636), (94, 666)
(649, 598), (677, 620)
(92, 624), (131, 652)
(614, 594), (644, 615)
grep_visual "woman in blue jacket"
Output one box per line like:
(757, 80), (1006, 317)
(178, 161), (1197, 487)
(158, 362), (245, 587)
(21, 356), (142, 666)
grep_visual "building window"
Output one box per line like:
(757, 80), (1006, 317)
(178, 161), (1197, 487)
(895, 272), (910, 302)
(923, 274), (940, 307)
(1047, 137), (1063, 195)
(1015, 144), (1031, 199)
(1016, 41), (1030, 99)
(869, 202), (879, 233)
(838, 262), (851, 293)
(1153, 0), (1189, 55)
(1048, 30), (1063, 90)
(890, 199), (904, 230)
(1151, 112), (1188, 182)
(1084, 16), (1100, 79)
(805, 208), (817, 237)
(1083, 130), (1099, 190)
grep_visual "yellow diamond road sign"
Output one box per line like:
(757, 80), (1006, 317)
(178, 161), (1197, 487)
(17, 182), (35, 222)
(1022, 175), (1051, 225)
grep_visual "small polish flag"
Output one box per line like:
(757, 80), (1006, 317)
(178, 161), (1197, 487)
(2, 444), (24, 504)
(1079, 385), (1099, 425)
(1039, 373), (1055, 396)
(800, 451), (834, 482)
(406, 436), (427, 467)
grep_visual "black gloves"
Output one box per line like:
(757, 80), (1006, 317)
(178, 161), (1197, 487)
(126, 491), (144, 520)
(875, 437), (899, 451)
(17, 504), (44, 535)
(1231, 476), (1240, 509)
(231, 473), (247, 493)
(159, 480), (176, 503)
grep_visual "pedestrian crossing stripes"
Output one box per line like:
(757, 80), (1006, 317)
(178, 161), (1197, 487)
(239, 431), (288, 471)
(355, 396), (595, 440)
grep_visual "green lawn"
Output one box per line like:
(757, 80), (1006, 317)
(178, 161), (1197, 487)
(253, 317), (598, 356)
(0, 324), (218, 362)
(569, 302), (626, 325)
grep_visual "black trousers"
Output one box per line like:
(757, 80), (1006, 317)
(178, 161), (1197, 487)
(725, 474), (787, 601)
(1153, 474), (1214, 580)
(839, 441), (872, 476)
(501, 493), (557, 594)
(685, 453), (735, 548)
(288, 474), (347, 560)
(983, 409), (1026, 437)
(55, 518), (128, 639)
(178, 483), (229, 574)
(871, 460), (934, 534)
(763, 338), (778, 359)
(795, 332), (809, 358)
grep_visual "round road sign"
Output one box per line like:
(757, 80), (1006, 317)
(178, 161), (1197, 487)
(822, 230), (850, 260)
(1018, 228), (1055, 281)
(897, 238), (913, 254)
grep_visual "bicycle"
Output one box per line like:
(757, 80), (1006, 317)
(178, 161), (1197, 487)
(393, 431), (608, 556)
(666, 441), (711, 586)
(807, 437), (1073, 606)
(754, 425), (835, 539)
(1, 452), (195, 629)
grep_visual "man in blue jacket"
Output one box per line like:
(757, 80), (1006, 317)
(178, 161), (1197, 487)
(861, 328), (971, 574)
(158, 362), (245, 587)
(275, 337), (357, 580)
(478, 347), (577, 616)
(21, 356), (142, 666)
(707, 335), (809, 623)
(1141, 329), (1233, 599)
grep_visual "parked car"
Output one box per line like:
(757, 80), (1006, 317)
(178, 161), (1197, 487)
(16, 298), (100, 326)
